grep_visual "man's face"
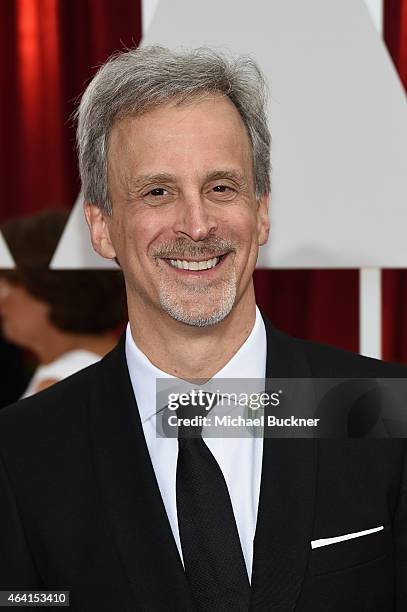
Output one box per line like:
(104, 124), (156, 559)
(86, 95), (269, 327)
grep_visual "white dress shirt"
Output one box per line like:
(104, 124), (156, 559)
(125, 306), (267, 580)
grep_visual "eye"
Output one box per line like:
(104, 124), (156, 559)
(142, 186), (175, 205)
(142, 185), (176, 206)
(208, 183), (237, 201)
(147, 187), (168, 197)
(213, 185), (233, 193)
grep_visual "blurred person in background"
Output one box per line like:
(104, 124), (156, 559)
(0, 209), (127, 397)
(0, 333), (30, 406)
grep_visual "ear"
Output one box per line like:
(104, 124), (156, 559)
(84, 202), (117, 260)
(256, 192), (270, 246)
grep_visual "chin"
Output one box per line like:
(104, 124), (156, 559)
(161, 298), (235, 328)
(1, 323), (27, 348)
(2, 329), (18, 345)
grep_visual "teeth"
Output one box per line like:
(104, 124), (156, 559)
(169, 257), (220, 270)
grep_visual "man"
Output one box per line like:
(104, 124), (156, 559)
(0, 46), (406, 611)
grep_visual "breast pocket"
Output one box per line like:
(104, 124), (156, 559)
(308, 526), (392, 576)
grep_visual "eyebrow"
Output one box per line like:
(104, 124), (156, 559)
(129, 173), (177, 189)
(203, 169), (247, 185)
(127, 169), (247, 191)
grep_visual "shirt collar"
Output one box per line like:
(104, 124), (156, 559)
(125, 306), (267, 424)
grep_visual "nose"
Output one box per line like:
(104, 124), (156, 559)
(172, 193), (218, 241)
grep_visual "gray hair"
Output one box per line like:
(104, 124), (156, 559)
(77, 46), (271, 215)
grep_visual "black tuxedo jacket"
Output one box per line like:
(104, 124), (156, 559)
(0, 318), (406, 611)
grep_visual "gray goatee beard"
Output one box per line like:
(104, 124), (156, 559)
(155, 236), (237, 327)
(159, 276), (236, 327)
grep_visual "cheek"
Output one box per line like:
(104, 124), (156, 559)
(120, 212), (163, 260)
(0, 288), (49, 342)
(222, 209), (258, 246)
(1, 301), (31, 342)
(0, 293), (21, 318)
(13, 295), (49, 326)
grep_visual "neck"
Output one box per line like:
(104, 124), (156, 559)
(128, 285), (257, 379)
(33, 328), (118, 365)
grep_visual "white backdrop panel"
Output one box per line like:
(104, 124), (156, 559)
(50, 195), (117, 269)
(0, 232), (15, 268)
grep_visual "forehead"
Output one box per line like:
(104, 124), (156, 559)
(107, 95), (253, 178)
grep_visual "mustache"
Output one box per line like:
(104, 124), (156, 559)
(152, 236), (236, 259)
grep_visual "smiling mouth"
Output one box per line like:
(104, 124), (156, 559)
(162, 254), (227, 271)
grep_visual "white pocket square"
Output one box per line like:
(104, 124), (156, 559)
(311, 525), (384, 549)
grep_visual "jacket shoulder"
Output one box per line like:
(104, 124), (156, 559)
(294, 333), (407, 378)
(262, 314), (407, 378)
(0, 359), (101, 431)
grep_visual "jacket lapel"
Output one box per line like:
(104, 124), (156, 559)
(250, 319), (318, 611)
(88, 334), (195, 610)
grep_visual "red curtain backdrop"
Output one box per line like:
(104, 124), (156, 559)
(0, 0), (141, 219)
(384, 0), (407, 91)
(254, 269), (359, 352)
(0, 0), (405, 359)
